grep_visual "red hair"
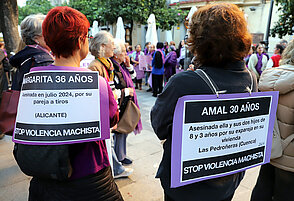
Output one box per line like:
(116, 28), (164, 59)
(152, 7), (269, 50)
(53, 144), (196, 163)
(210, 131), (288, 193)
(42, 6), (90, 58)
(188, 3), (252, 66)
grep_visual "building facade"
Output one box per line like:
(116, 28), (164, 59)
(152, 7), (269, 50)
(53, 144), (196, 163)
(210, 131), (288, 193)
(124, 0), (292, 53)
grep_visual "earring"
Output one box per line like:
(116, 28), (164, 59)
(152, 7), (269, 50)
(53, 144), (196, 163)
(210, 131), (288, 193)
(35, 41), (40, 44)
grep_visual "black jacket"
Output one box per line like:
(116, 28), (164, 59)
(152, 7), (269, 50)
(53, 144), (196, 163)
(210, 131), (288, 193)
(0, 49), (10, 99)
(10, 46), (54, 91)
(151, 61), (258, 201)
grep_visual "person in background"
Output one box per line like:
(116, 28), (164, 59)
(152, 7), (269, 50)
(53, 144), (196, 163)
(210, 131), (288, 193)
(127, 45), (133, 56)
(151, 42), (165, 97)
(124, 42), (129, 51)
(248, 43), (268, 80)
(9, 14), (54, 91)
(244, 45), (255, 67)
(131, 44), (144, 90)
(26, 6), (122, 200)
(148, 44), (156, 57)
(124, 57), (136, 80)
(151, 3), (256, 200)
(164, 41), (169, 55)
(176, 40), (186, 68)
(143, 42), (151, 86)
(88, 31), (130, 179)
(266, 44), (285, 69)
(169, 41), (176, 48)
(143, 42), (151, 55)
(110, 38), (143, 178)
(280, 39), (288, 48)
(88, 31), (115, 89)
(145, 44), (155, 91)
(164, 45), (177, 82)
(251, 39), (294, 201)
(259, 41), (270, 60)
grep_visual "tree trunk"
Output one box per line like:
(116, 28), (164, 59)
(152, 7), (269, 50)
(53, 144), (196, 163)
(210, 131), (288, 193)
(0, 0), (20, 57)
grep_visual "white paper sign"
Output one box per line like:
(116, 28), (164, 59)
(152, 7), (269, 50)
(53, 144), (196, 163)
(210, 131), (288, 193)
(13, 71), (103, 145)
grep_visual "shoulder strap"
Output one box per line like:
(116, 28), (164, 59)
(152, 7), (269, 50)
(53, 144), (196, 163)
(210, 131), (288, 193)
(282, 134), (294, 150)
(196, 68), (254, 96)
(195, 69), (220, 97)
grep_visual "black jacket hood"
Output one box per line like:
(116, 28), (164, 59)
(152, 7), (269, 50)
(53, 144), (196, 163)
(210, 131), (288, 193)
(9, 46), (53, 68)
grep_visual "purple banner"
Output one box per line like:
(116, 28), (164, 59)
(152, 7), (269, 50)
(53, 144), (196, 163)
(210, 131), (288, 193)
(12, 66), (110, 145)
(171, 91), (279, 188)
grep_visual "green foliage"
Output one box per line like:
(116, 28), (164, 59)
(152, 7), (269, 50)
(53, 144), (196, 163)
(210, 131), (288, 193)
(154, 7), (188, 30)
(271, 0), (294, 38)
(18, 0), (187, 31)
(68, 0), (188, 30)
(18, 0), (53, 23)
(67, 0), (104, 25)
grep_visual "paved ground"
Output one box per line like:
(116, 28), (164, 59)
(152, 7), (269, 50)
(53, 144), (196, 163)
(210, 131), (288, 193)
(0, 85), (260, 201)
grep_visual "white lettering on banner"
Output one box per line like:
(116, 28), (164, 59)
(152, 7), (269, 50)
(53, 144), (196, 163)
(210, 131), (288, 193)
(68, 74), (94, 83)
(23, 75), (53, 84)
(240, 102), (260, 112)
(183, 151), (264, 175)
(201, 103), (260, 116)
(15, 127), (100, 137)
(13, 71), (104, 145)
(171, 92), (279, 188)
(22, 74), (95, 84)
(201, 106), (228, 116)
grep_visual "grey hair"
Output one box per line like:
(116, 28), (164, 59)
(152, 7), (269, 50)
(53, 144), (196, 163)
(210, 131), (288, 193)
(113, 38), (125, 55)
(89, 31), (113, 58)
(280, 39), (294, 66)
(20, 14), (46, 45)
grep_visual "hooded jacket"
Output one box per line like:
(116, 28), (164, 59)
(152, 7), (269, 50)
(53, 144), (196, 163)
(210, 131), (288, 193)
(10, 46), (54, 91)
(259, 64), (294, 172)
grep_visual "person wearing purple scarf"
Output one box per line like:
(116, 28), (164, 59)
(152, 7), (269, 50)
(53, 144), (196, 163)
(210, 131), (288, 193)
(248, 43), (268, 80)
(164, 45), (177, 82)
(110, 39), (142, 178)
(131, 44), (145, 90)
(144, 42), (151, 55)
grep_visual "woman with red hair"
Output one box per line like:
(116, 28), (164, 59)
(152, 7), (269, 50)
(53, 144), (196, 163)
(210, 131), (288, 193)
(17, 7), (123, 201)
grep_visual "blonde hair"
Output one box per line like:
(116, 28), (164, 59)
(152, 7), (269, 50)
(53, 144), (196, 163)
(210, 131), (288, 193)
(280, 39), (294, 66)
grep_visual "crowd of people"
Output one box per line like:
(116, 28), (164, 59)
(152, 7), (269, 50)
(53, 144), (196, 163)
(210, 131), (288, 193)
(246, 41), (287, 80)
(124, 39), (187, 97)
(0, 2), (293, 201)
